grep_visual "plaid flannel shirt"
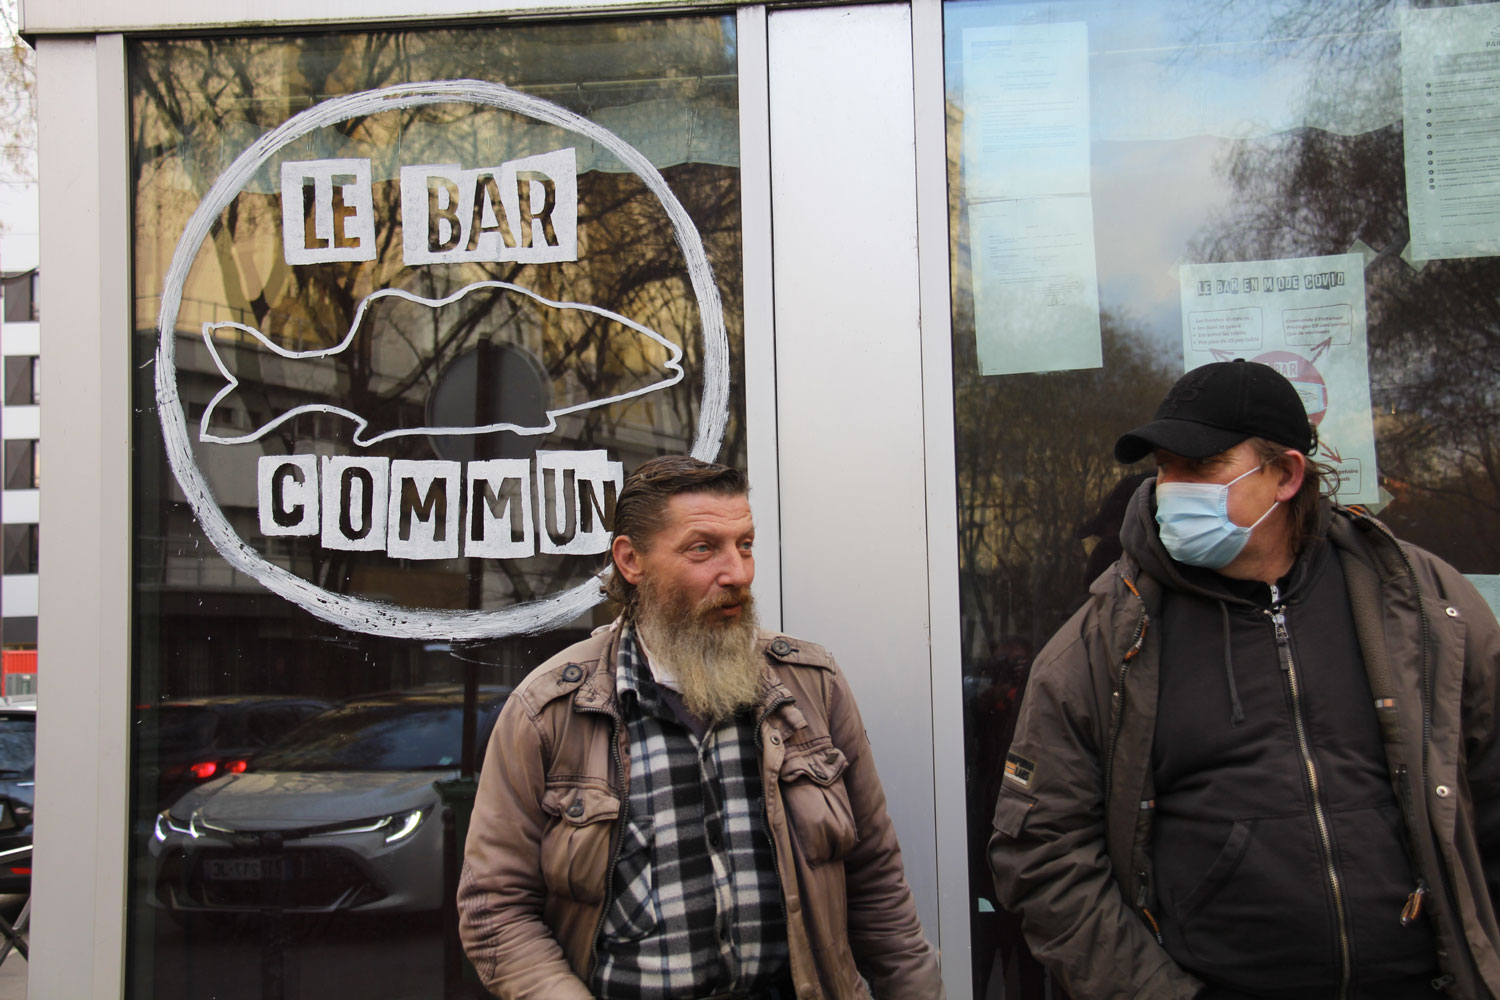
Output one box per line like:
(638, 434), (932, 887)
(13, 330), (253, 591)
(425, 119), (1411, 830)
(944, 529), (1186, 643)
(589, 626), (790, 999)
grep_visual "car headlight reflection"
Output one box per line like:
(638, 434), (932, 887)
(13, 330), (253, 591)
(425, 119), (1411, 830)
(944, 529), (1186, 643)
(383, 809), (424, 844)
(154, 809), (195, 842)
(305, 809), (426, 844)
(154, 807), (427, 844)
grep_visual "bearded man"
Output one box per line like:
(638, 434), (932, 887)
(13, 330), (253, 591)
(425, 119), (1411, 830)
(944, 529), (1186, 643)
(459, 456), (943, 1000)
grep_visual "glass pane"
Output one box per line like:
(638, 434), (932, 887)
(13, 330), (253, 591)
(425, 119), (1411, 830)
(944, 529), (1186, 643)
(129, 18), (743, 998)
(0, 718), (36, 777)
(2, 441), (33, 490)
(945, 2), (1500, 996)
(2, 525), (35, 576)
(3, 357), (29, 406)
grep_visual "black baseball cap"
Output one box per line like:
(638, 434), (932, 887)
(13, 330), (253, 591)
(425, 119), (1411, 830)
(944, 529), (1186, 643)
(1114, 359), (1314, 463)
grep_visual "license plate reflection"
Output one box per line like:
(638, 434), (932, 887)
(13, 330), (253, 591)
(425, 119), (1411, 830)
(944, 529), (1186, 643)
(205, 857), (285, 880)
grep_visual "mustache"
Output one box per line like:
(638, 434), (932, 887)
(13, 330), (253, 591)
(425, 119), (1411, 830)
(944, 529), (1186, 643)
(700, 587), (753, 612)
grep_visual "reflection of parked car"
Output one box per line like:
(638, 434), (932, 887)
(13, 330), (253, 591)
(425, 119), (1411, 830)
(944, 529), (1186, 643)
(148, 685), (509, 918)
(137, 696), (333, 807)
(0, 697), (36, 893)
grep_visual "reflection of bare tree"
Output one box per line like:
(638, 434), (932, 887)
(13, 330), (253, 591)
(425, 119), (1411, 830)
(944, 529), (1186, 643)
(953, 312), (1175, 656)
(1195, 118), (1500, 571)
(130, 20), (746, 610)
(946, 96), (1176, 655)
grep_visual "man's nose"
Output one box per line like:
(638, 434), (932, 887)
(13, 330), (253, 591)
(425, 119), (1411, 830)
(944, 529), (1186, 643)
(717, 549), (754, 589)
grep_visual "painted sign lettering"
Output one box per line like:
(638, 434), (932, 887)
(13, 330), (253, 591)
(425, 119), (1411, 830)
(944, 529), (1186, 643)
(400, 149), (578, 265)
(256, 450), (620, 559)
(280, 158), (379, 264)
(155, 81), (729, 640)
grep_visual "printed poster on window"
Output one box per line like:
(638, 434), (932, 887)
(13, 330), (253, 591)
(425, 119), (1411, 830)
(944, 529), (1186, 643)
(1178, 254), (1378, 505)
(969, 196), (1102, 376)
(963, 21), (1102, 376)
(1400, 4), (1500, 261)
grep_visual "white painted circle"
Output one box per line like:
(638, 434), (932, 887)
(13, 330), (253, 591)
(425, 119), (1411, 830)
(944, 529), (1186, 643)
(155, 80), (729, 640)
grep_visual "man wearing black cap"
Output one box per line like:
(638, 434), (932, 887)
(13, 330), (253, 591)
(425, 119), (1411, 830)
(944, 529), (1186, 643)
(988, 359), (1500, 999)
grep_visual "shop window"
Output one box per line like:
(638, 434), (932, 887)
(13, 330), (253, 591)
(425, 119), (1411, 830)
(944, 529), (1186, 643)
(1, 272), (36, 324)
(128, 18), (743, 999)
(945, 2), (1500, 996)
(4, 356), (37, 406)
(2, 525), (37, 576)
(2, 440), (35, 491)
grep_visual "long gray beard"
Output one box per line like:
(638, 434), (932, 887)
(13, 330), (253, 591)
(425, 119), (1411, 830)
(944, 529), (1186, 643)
(636, 587), (766, 724)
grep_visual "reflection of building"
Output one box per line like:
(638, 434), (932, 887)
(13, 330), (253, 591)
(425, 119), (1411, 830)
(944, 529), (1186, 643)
(1, 267), (39, 687)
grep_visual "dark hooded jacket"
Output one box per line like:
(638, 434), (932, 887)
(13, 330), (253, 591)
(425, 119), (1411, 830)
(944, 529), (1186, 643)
(989, 482), (1500, 999)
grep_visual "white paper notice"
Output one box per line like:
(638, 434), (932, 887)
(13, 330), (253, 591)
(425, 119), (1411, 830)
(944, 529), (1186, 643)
(962, 20), (1101, 377)
(971, 197), (1103, 377)
(1401, 6), (1500, 261)
(1179, 254), (1378, 505)
(963, 23), (1091, 200)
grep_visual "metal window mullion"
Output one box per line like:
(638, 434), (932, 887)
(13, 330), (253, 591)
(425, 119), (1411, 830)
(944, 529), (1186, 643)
(910, 0), (971, 993)
(736, 4), (783, 633)
(32, 31), (132, 1000)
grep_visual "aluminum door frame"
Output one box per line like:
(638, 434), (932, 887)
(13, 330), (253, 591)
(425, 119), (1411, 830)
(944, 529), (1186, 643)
(765, 4), (970, 995)
(31, 32), (133, 1000)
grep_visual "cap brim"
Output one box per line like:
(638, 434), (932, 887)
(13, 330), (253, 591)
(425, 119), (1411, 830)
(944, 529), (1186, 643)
(1113, 419), (1250, 464)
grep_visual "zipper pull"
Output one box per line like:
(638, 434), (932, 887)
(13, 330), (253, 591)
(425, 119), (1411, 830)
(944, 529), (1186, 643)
(1134, 870), (1164, 944)
(1401, 880), (1428, 926)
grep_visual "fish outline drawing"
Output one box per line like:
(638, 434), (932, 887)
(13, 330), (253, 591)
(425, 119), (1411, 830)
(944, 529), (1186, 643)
(197, 279), (686, 447)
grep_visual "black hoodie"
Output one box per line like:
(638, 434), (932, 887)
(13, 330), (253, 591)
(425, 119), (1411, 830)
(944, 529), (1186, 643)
(1120, 482), (1437, 998)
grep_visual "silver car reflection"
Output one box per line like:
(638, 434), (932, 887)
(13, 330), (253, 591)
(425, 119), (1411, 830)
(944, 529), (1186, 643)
(148, 685), (508, 918)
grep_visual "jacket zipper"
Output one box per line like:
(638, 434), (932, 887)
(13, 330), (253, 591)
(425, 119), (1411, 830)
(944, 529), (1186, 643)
(1354, 515), (1434, 800)
(1347, 511), (1460, 985)
(753, 694), (793, 889)
(1102, 603), (1150, 810)
(753, 690), (795, 993)
(581, 700), (629, 985)
(1266, 586), (1352, 1000)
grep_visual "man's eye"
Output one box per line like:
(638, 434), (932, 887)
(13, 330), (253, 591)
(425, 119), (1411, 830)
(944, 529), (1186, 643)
(740, 540), (754, 552)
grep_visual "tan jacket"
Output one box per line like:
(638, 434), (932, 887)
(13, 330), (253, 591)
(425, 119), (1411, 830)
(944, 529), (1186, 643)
(459, 624), (943, 1000)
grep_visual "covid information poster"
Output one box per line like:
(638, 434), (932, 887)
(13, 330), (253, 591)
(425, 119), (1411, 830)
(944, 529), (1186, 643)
(1401, 4), (1500, 261)
(1178, 253), (1378, 505)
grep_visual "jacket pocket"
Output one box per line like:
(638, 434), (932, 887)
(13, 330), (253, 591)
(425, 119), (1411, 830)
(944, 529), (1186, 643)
(539, 784), (620, 906)
(992, 789), (1036, 838)
(780, 744), (858, 866)
(1174, 818), (1253, 918)
(599, 816), (660, 944)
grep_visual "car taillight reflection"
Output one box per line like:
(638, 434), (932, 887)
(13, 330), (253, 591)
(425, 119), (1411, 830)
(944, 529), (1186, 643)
(188, 761), (217, 780)
(226, 760), (248, 774)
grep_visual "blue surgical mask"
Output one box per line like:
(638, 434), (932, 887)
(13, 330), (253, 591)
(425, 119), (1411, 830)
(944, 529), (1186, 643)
(1155, 462), (1278, 569)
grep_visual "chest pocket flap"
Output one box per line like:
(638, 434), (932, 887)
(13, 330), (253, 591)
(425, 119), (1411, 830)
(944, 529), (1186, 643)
(992, 789), (1036, 839)
(540, 784), (620, 904)
(779, 743), (857, 865)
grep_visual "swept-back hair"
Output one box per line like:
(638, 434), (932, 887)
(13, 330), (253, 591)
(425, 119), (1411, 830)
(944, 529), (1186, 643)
(1247, 434), (1333, 551)
(603, 455), (749, 620)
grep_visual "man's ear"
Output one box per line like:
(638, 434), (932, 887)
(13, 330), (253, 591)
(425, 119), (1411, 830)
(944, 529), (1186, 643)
(1275, 450), (1307, 502)
(613, 535), (645, 585)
